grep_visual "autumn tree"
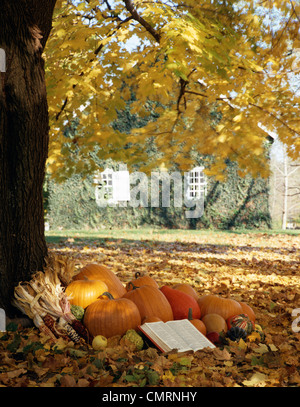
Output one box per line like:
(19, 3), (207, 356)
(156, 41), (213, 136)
(1, 0), (300, 313)
(46, 0), (300, 180)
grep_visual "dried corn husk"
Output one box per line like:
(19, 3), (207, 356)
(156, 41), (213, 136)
(12, 264), (87, 343)
(46, 254), (78, 286)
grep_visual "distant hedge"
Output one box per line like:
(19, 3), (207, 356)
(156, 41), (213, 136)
(45, 160), (271, 230)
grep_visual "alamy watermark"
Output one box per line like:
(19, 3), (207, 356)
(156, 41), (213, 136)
(0, 48), (6, 73)
(94, 165), (206, 219)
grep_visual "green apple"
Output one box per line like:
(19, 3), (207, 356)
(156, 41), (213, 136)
(92, 335), (108, 350)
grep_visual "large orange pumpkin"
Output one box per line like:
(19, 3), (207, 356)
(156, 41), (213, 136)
(73, 263), (126, 298)
(172, 283), (199, 301)
(197, 294), (242, 321)
(160, 285), (201, 320)
(123, 283), (173, 322)
(65, 277), (108, 309)
(83, 292), (141, 338)
(126, 272), (159, 291)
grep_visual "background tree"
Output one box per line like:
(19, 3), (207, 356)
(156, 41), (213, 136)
(0, 0), (299, 313)
(270, 142), (300, 229)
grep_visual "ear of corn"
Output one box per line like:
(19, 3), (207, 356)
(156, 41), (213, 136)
(58, 318), (81, 343)
(12, 259), (87, 343)
(33, 314), (57, 341)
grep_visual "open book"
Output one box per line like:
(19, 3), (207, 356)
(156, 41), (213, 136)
(139, 319), (215, 353)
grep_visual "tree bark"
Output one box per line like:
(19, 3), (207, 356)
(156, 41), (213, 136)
(0, 0), (56, 315)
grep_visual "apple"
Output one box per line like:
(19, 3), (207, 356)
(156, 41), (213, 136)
(92, 335), (108, 350)
(206, 331), (221, 345)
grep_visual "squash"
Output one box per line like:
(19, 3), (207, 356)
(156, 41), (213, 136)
(126, 272), (159, 291)
(123, 283), (173, 322)
(160, 285), (201, 320)
(239, 302), (256, 323)
(227, 326), (247, 341)
(83, 292), (141, 338)
(226, 314), (254, 334)
(172, 283), (199, 301)
(65, 277), (108, 309)
(142, 316), (162, 324)
(188, 308), (206, 336)
(197, 294), (242, 320)
(201, 313), (228, 334)
(73, 263), (126, 298)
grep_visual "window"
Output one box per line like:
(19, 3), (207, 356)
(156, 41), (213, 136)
(94, 166), (130, 206)
(186, 166), (206, 200)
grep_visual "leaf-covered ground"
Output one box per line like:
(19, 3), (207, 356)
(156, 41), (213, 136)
(1, 230), (299, 388)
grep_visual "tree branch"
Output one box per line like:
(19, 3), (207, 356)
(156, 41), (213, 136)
(123, 0), (161, 43)
(289, 0), (300, 24)
(249, 103), (300, 137)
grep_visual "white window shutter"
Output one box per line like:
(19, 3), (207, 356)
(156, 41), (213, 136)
(113, 170), (130, 201)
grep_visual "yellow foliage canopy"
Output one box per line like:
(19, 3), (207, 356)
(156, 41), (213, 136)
(45, 0), (300, 179)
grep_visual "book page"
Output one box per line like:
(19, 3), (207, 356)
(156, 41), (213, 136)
(140, 320), (215, 353)
(166, 319), (215, 350)
(141, 321), (195, 352)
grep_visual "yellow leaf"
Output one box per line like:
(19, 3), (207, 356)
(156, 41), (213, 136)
(242, 372), (267, 387)
(238, 338), (247, 350)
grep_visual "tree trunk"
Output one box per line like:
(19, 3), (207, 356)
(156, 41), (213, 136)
(0, 0), (56, 315)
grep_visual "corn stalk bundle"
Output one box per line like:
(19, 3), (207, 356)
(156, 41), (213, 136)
(45, 254), (78, 287)
(13, 266), (88, 343)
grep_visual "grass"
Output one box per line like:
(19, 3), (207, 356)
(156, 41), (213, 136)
(45, 227), (300, 245)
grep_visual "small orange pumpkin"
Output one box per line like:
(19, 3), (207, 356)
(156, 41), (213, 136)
(188, 308), (206, 336)
(201, 313), (228, 334)
(65, 278), (108, 309)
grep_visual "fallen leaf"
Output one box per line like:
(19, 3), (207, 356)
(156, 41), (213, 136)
(243, 372), (267, 387)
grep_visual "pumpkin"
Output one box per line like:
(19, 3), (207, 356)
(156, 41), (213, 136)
(172, 283), (199, 301)
(227, 314), (254, 334)
(239, 302), (256, 323)
(73, 263), (126, 298)
(123, 283), (173, 322)
(201, 313), (228, 334)
(160, 285), (201, 320)
(197, 294), (242, 320)
(65, 277), (108, 309)
(188, 308), (206, 336)
(126, 272), (159, 291)
(83, 292), (141, 338)
(142, 316), (162, 324)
